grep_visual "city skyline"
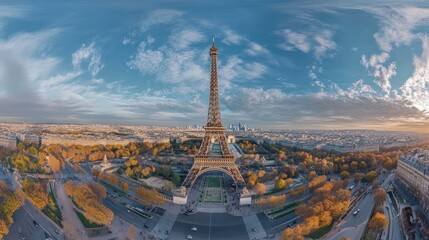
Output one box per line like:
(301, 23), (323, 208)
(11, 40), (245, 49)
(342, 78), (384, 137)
(2, 1), (429, 132)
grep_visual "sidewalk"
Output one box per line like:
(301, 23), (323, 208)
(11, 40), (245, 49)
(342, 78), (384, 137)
(54, 180), (89, 240)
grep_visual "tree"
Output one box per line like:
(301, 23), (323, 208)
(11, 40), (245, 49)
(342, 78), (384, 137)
(275, 179), (286, 190)
(257, 194), (286, 207)
(128, 224), (136, 240)
(367, 212), (388, 238)
(125, 167), (133, 176)
(172, 174), (180, 186)
(308, 171), (317, 181)
(86, 182), (107, 200)
(28, 146), (39, 156)
(73, 183), (114, 225)
(354, 173), (363, 184)
(107, 173), (119, 186)
(257, 170), (266, 179)
(22, 178), (48, 209)
(350, 161), (358, 172)
(136, 187), (164, 207)
(254, 183), (267, 195)
(164, 181), (174, 192)
(359, 161), (367, 171)
(141, 167), (152, 178)
(91, 168), (101, 178)
(340, 170), (350, 180)
(362, 171), (377, 183)
(373, 188), (387, 208)
(309, 176), (327, 191)
(64, 180), (76, 197)
(121, 182), (129, 193)
(247, 172), (258, 188)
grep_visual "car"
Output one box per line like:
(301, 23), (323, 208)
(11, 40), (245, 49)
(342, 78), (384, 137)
(127, 209), (131, 213)
(190, 226), (197, 231)
(33, 220), (39, 227)
(186, 235), (193, 239)
(353, 211), (358, 216)
(144, 224), (150, 228)
(55, 229), (60, 234)
(357, 209), (360, 212)
(19, 233), (25, 240)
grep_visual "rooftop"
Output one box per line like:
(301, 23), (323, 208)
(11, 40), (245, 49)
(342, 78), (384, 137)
(400, 148), (429, 176)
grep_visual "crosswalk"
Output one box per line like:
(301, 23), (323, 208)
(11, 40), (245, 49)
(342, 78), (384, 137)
(243, 215), (266, 240)
(152, 212), (178, 240)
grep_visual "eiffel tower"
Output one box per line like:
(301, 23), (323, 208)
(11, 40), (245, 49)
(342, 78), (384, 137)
(182, 39), (245, 188)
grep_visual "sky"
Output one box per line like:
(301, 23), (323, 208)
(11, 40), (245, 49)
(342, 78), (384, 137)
(1, 0), (429, 132)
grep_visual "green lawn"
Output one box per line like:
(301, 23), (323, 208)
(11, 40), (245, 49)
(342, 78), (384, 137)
(42, 189), (63, 227)
(266, 201), (298, 216)
(205, 177), (221, 188)
(74, 210), (103, 228)
(307, 224), (333, 239)
(271, 208), (296, 220)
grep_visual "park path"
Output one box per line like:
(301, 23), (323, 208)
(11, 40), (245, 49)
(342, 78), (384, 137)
(54, 180), (89, 240)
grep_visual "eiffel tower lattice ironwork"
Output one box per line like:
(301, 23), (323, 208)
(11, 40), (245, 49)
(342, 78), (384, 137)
(182, 40), (245, 188)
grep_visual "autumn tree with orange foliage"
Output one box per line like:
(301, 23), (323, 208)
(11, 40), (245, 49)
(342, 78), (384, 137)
(373, 188), (387, 212)
(121, 182), (129, 193)
(22, 178), (48, 209)
(0, 180), (24, 239)
(256, 194), (286, 207)
(366, 212), (388, 239)
(64, 180), (76, 197)
(254, 183), (267, 195)
(136, 186), (164, 207)
(66, 182), (114, 225)
(86, 182), (107, 200)
(308, 175), (326, 191)
(282, 180), (351, 240)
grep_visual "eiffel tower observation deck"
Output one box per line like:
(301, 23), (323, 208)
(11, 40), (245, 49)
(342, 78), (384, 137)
(181, 39), (245, 190)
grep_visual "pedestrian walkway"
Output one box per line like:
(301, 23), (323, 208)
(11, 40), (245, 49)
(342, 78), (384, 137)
(243, 214), (266, 240)
(55, 181), (89, 240)
(152, 212), (178, 240)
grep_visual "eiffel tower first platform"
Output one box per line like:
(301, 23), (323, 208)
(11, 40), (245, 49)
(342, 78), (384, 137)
(173, 40), (247, 205)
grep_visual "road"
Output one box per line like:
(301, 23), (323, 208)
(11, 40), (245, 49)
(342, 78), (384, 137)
(5, 201), (65, 240)
(103, 197), (154, 230)
(170, 212), (248, 240)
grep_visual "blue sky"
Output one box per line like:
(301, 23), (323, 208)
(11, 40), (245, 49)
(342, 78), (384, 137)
(1, 0), (429, 131)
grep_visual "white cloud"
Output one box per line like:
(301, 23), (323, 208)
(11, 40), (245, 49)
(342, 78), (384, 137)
(245, 42), (270, 56)
(223, 83), (426, 129)
(72, 42), (103, 77)
(169, 29), (205, 50)
(400, 35), (429, 114)
(279, 28), (336, 58)
(219, 56), (267, 88)
(140, 9), (184, 33)
(222, 29), (243, 45)
(372, 7), (429, 52)
(127, 41), (164, 74)
(361, 52), (396, 95)
(308, 65), (322, 80)
(279, 29), (310, 52)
